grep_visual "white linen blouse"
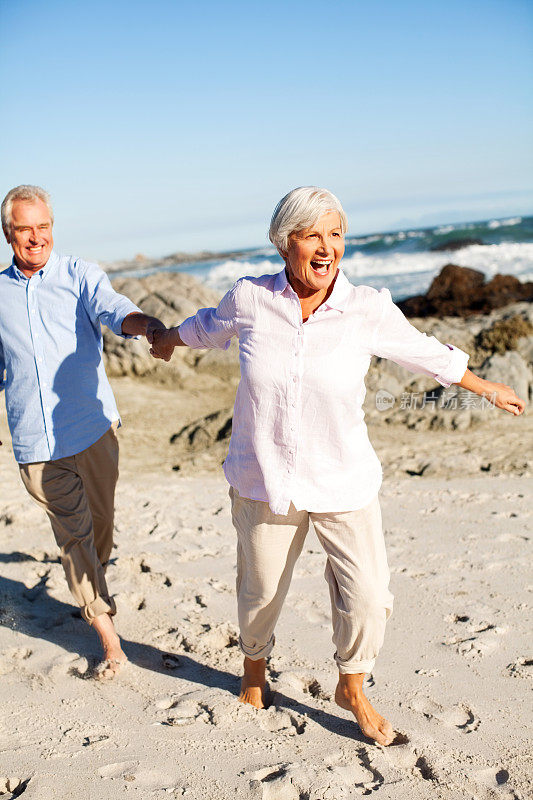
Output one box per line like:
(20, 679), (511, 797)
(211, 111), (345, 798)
(179, 268), (469, 515)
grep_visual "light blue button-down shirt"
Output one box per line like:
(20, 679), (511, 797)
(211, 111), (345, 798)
(0, 251), (140, 463)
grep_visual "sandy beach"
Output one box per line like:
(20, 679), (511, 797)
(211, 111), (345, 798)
(1, 369), (531, 800)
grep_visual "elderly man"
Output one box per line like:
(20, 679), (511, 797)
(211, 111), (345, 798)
(0, 184), (165, 678)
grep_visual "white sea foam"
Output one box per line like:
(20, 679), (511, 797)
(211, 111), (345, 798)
(487, 217), (522, 229)
(341, 242), (533, 280)
(203, 242), (533, 297)
(206, 258), (282, 291)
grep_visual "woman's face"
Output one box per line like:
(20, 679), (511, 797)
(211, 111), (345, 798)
(283, 211), (345, 298)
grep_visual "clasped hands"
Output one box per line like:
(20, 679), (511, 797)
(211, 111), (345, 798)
(146, 320), (179, 362)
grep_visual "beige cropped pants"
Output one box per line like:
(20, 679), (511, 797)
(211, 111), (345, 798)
(230, 488), (393, 674)
(19, 424), (119, 624)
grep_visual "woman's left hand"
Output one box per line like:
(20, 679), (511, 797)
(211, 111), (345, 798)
(457, 369), (526, 416)
(483, 382), (526, 416)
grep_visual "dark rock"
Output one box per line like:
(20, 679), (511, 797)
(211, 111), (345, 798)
(483, 274), (532, 309)
(398, 264), (533, 318)
(430, 237), (483, 252)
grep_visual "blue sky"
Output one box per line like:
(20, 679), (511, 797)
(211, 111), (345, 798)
(1, 0), (532, 262)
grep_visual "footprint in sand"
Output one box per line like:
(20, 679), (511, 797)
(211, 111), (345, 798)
(154, 690), (216, 727)
(322, 747), (384, 794)
(444, 614), (505, 659)
(408, 696), (480, 733)
(161, 652), (180, 670)
(207, 578), (232, 594)
(98, 761), (138, 779)
(124, 556), (173, 588)
(249, 763), (301, 800)
(257, 705), (308, 736)
(384, 743), (441, 783)
(0, 776), (30, 797)
(470, 766), (521, 799)
(196, 621), (239, 651)
(272, 672), (331, 702)
(116, 591), (146, 611)
(504, 656), (533, 680)
(64, 654), (90, 678)
(252, 748), (383, 800)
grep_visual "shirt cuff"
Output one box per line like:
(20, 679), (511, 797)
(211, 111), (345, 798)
(434, 344), (470, 388)
(113, 306), (143, 339)
(177, 317), (204, 348)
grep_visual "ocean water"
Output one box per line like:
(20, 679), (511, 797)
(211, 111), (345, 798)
(119, 215), (533, 302)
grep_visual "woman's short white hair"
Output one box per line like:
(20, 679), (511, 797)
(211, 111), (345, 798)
(1, 185), (53, 237)
(269, 186), (347, 253)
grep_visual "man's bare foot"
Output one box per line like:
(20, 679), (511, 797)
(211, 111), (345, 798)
(239, 657), (267, 708)
(335, 672), (394, 746)
(91, 612), (127, 679)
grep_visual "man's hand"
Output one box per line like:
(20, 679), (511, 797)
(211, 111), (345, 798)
(121, 312), (166, 341)
(150, 327), (179, 361)
(145, 317), (167, 345)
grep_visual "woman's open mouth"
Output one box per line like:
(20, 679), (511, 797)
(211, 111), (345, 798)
(310, 259), (332, 275)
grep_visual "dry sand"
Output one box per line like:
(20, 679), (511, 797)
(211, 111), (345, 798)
(0, 379), (531, 800)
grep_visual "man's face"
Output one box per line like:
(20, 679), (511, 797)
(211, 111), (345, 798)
(6, 198), (54, 274)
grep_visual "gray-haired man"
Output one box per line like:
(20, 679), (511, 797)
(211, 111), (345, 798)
(0, 185), (162, 678)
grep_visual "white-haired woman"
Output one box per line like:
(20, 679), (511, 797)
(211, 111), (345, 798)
(151, 187), (524, 745)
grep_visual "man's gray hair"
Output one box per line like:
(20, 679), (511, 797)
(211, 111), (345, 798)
(269, 186), (348, 253)
(1, 185), (54, 236)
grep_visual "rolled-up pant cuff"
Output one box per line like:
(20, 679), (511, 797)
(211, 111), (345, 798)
(82, 595), (117, 624)
(335, 655), (376, 675)
(239, 634), (275, 660)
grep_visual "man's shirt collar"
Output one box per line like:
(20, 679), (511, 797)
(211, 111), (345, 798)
(9, 250), (59, 283)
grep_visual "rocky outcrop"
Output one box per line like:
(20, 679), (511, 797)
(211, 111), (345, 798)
(398, 264), (533, 317)
(170, 407), (233, 472)
(103, 272), (240, 388)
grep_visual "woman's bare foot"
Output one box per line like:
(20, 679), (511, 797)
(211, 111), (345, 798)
(335, 672), (394, 746)
(91, 612), (127, 679)
(239, 657), (267, 708)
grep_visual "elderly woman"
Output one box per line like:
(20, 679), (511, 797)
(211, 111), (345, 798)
(150, 187), (525, 746)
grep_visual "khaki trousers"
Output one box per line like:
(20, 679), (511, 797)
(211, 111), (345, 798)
(19, 424), (119, 624)
(230, 488), (393, 674)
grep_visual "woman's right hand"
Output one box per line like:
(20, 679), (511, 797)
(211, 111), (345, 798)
(150, 327), (179, 361)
